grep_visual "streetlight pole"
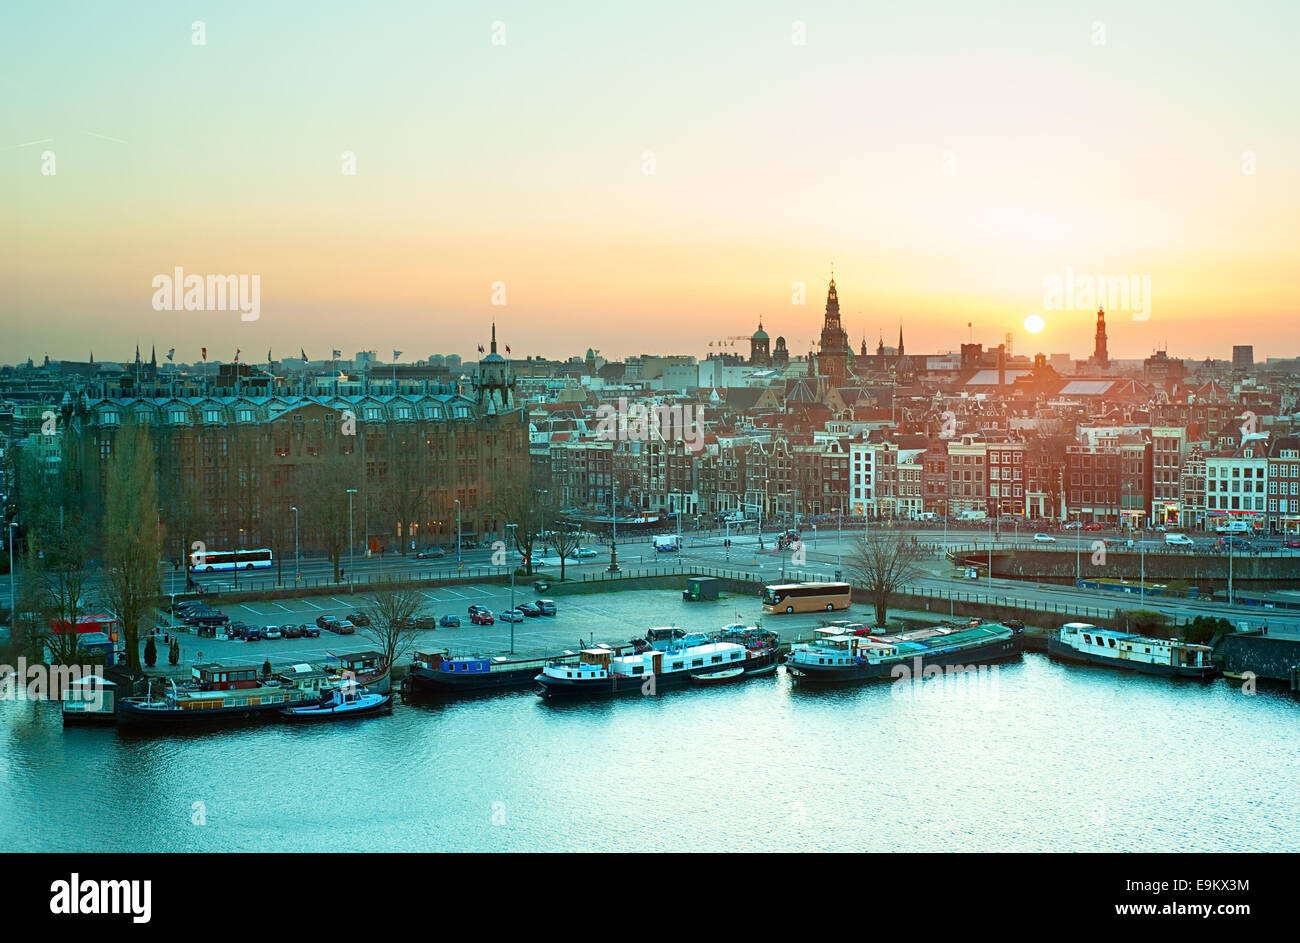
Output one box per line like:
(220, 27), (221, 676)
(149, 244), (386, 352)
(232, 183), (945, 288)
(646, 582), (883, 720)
(291, 506), (299, 583)
(8, 521), (17, 615)
(506, 522), (517, 653)
(607, 478), (620, 572)
(455, 498), (462, 569)
(346, 488), (358, 591)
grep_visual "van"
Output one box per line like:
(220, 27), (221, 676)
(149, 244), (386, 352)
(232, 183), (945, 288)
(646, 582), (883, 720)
(1214, 520), (1251, 535)
(957, 510), (987, 521)
(653, 535), (680, 552)
(1164, 533), (1195, 547)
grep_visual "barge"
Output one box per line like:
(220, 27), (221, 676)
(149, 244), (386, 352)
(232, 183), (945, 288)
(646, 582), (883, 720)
(785, 620), (1024, 684)
(1047, 623), (1216, 678)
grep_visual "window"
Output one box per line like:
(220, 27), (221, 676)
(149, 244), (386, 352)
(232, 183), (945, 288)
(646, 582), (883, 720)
(170, 409), (187, 423)
(237, 408), (253, 422)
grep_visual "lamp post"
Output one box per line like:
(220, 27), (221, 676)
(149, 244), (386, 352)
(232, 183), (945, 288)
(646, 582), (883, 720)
(506, 522), (517, 653)
(9, 521), (18, 614)
(346, 488), (358, 591)
(455, 498), (462, 569)
(290, 506), (300, 583)
(607, 478), (620, 573)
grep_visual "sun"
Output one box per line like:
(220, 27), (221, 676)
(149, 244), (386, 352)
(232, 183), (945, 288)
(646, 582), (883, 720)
(1023, 314), (1045, 334)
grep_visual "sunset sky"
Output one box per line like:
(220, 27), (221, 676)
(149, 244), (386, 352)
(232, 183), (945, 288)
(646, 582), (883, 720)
(3, 0), (1296, 366)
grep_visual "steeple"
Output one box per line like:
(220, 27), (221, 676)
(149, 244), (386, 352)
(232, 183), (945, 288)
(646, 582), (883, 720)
(490, 322), (498, 355)
(150, 344), (157, 368)
(898, 326), (904, 359)
(1092, 306), (1109, 368)
(817, 270), (849, 383)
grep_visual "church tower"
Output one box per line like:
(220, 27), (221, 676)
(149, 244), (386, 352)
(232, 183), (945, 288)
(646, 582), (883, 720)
(817, 275), (849, 384)
(749, 322), (771, 366)
(1092, 306), (1109, 369)
(474, 322), (513, 411)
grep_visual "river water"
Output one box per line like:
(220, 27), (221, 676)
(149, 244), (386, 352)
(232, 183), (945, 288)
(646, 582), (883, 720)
(2, 652), (1296, 852)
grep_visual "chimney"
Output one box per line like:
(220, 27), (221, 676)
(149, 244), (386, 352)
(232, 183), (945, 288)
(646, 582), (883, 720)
(998, 344), (1006, 389)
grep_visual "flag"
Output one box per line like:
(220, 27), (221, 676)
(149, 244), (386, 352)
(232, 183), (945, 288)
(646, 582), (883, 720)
(967, 322), (972, 328)
(300, 348), (307, 361)
(505, 345), (511, 354)
(233, 349), (240, 363)
(201, 347), (207, 361)
(266, 348), (272, 363)
(166, 348), (175, 361)
(477, 344), (485, 354)
(393, 349), (403, 360)
(332, 349), (342, 359)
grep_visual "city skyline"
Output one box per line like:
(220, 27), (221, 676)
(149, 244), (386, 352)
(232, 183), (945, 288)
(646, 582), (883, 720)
(4, 2), (1298, 363)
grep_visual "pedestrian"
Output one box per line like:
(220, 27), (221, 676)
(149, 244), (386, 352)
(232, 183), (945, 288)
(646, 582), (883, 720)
(1262, 619), (1268, 636)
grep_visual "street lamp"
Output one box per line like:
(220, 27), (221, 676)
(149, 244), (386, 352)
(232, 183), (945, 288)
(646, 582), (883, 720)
(346, 488), (358, 591)
(506, 522), (518, 653)
(290, 506), (300, 584)
(455, 498), (462, 569)
(607, 478), (620, 573)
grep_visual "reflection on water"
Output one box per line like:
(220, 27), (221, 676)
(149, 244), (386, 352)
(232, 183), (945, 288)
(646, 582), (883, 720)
(2, 656), (1297, 852)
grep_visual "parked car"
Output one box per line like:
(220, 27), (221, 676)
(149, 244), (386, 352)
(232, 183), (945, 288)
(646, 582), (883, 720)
(438, 614), (462, 628)
(535, 599), (557, 616)
(412, 616), (439, 631)
(498, 609), (525, 623)
(1284, 538), (1300, 549)
(1218, 538), (1251, 552)
(571, 547), (597, 559)
(470, 609), (495, 626)
(300, 624), (320, 638)
(1032, 533), (1057, 543)
(517, 602), (541, 618)
(1062, 521), (1083, 530)
(264, 625), (283, 640)
(1084, 523), (1105, 531)
(468, 604), (492, 616)
(316, 615), (340, 630)
(346, 612), (371, 627)
(281, 624), (303, 638)
(415, 548), (447, 559)
(243, 626), (263, 641)
(333, 620), (356, 635)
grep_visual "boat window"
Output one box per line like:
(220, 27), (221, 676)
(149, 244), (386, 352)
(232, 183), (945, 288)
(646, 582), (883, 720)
(632, 666), (643, 675)
(711, 656), (723, 664)
(673, 662), (682, 670)
(731, 652), (741, 660)
(1108, 638), (1116, 647)
(1083, 635), (1091, 644)
(692, 659), (703, 667)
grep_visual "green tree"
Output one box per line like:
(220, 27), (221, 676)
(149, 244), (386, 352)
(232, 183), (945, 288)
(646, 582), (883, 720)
(168, 638), (180, 665)
(103, 421), (162, 671)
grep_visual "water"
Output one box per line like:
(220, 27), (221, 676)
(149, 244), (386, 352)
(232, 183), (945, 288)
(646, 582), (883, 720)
(3, 654), (1296, 852)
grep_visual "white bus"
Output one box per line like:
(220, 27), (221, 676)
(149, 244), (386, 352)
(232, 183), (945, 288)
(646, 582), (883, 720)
(190, 548), (274, 573)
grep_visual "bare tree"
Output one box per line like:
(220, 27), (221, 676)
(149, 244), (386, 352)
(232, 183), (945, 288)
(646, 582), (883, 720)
(548, 521), (582, 582)
(360, 587), (423, 671)
(24, 529), (89, 668)
(302, 458), (357, 582)
(846, 531), (923, 627)
(102, 421), (161, 671)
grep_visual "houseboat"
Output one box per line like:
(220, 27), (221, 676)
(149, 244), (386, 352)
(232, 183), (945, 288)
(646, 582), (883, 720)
(404, 649), (583, 696)
(1047, 623), (1217, 678)
(535, 632), (751, 698)
(116, 663), (332, 728)
(785, 620), (1024, 684)
(325, 651), (391, 693)
(61, 675), (118, 726)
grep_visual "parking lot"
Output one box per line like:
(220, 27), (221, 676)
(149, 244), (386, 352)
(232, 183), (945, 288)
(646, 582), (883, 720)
(150, 582), (841, 670)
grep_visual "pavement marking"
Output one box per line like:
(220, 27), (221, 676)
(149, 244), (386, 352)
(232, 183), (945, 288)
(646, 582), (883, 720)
(298, 599), (327, 611)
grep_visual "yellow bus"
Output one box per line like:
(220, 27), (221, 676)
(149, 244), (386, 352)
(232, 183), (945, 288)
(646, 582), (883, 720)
(762, 582), (853, 614)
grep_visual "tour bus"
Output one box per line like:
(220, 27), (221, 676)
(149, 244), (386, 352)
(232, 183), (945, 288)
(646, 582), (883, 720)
(761, 581), (853, 614)
(189, 548), (274, 573)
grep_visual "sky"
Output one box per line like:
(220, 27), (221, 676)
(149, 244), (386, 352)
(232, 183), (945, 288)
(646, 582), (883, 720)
(2, 0), (1297, 366)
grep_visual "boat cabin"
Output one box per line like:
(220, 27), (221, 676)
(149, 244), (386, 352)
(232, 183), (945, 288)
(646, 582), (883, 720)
(333, 651), (387, 674)
(191, 664), (261, 691)
(276, 664), (333, 694)
(61, 675), (117, 723)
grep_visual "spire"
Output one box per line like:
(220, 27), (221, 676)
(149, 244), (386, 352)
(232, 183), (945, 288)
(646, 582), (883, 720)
(490, 322), (498, 355)
(135, 343), (141, 364)
(150, 344), (157, 368)
(898, 325), (904, 358)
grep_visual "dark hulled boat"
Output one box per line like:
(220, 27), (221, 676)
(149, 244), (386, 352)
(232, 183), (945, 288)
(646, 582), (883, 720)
(785, 620), (1024, 684)
(1047, 623), (1216, 678)
(404, 649), (583, 695)
(536, 632), (751, 699)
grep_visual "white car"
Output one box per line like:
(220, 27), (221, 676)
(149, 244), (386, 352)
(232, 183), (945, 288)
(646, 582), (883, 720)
(1033, 533), (1057, 543)
(1062, 521), (1083, 530)
(571, 547), (598, 559)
